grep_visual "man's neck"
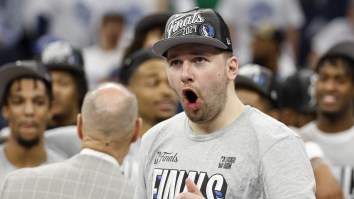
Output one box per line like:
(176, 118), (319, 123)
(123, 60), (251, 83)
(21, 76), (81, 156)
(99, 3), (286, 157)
(140, 121), (154, 137)
(4, 139), (47, 168)
(81, 142), (129, 165)
(317, 110), (354, 133)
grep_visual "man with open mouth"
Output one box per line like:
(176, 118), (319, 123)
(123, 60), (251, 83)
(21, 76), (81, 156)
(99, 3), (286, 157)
(135, 7), (316, 199)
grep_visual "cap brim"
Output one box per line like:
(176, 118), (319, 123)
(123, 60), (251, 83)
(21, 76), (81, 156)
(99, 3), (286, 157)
(0, 66), (44, 106)
(152, 36), (228, 57)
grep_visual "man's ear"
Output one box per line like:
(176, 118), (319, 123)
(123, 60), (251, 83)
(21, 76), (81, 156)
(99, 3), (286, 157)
(131, 117), (142, 143)
(2, 106), (8, 121)
(77, 114), (83, 140)
(227, 56), (238, 80)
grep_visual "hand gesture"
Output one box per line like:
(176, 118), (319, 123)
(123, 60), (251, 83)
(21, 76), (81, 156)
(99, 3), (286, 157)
(176, 178), (205, 199)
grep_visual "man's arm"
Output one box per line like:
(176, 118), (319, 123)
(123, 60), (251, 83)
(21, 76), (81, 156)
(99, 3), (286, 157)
(311, 158), (344, 199)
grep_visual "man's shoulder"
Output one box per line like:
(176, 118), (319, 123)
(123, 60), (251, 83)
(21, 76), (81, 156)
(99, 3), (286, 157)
(243, 107), (300, 144)
(5, 154), (123, 182)
(4, 159), (70, 183)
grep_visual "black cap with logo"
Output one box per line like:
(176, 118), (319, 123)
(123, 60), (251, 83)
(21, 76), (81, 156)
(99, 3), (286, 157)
(39, 41), (88, 108)
(152, 7), (233, 57)
(235, 64), (279, 107)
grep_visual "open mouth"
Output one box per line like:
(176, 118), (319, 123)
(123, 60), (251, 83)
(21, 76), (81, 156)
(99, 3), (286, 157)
(183, 89), (198, 103)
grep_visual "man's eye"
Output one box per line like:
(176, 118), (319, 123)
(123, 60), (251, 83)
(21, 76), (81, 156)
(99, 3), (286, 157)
(195, 57), (207, 63)
(35, 100), (46, 106)
(11, 98), (23, 105)
(170, 60), (181, 67)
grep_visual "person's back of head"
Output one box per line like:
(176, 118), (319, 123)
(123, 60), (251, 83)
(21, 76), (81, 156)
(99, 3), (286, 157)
(79, 83), (140, 164)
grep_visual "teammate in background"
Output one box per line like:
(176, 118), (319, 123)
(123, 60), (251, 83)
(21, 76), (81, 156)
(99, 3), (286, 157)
(119, 49), (178, 135)
(40, 41), (88, 129)
(83, 12), (125, 89)
(300, 41), (354, 198)
(119, 48), (178, 182)
(39, 41), (88, 158)
(0, 60), (64, 183)
(135, 8), (315, 199)
(235, 64), (281, 120)
(236, 64), (344, 199)
(0, 83), (140, 199)
(280, 69), (317, 128)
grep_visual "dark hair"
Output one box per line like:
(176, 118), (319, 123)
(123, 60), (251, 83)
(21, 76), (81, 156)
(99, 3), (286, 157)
(317, 55), (354, 83)
(119, 49), (163, 85)
(3, 76), (53, 106)
(101, 12), (124, 25)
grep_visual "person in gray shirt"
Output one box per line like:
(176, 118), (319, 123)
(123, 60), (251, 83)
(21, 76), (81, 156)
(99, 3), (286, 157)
(135, 7), (316, 199)
(0, 60), (64, 183)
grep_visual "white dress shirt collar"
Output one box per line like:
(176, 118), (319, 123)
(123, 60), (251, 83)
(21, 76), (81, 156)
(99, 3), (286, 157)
(80, 148), (119, 166)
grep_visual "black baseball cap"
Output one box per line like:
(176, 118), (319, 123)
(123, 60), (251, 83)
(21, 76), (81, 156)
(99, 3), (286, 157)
(119, 48), (163, 85)
(235, 64), (279, 107)
(316, 41), (354, 71)
(281, 69), (317, 113)
(0, 60), (52, 106)
(152, 7), (233, 57)
(40, 41), (85, 75)
(39, 41), (88, 107)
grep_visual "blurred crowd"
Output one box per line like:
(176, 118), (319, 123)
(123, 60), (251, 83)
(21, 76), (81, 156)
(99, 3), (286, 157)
(0, 0), (354, 198)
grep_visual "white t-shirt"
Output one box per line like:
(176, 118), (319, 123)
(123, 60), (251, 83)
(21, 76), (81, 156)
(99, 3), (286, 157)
(0, 144), (65, 185)
(300, 121), (354, 198)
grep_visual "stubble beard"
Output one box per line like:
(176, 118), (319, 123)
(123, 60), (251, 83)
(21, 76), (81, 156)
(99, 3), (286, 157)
(16, 135), (40, 149)
(183, 80), (228, 124)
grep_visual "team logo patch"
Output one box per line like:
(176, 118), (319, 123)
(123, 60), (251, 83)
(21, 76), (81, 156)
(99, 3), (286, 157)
(199, 23), (215, 38)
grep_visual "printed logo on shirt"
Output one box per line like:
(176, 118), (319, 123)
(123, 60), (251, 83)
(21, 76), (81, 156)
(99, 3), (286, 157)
(334, 166), (354, 198)
(152, 169), (227, 199)
(218, 156), (236, 169)
(154, 151), (178, 165)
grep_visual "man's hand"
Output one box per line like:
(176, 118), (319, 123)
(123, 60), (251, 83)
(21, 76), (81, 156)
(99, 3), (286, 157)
(176, 178), (205, 199)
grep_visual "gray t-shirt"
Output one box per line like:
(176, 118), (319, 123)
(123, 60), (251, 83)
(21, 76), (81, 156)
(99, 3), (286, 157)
(135, 106), (315, 199)
(0, 144), (65, 184)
